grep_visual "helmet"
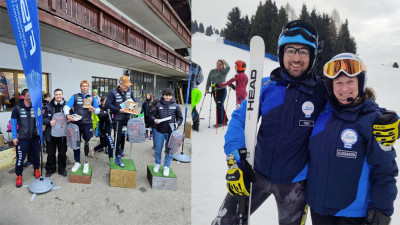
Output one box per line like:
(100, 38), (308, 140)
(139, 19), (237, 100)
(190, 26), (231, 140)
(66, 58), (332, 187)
(235, 60), (246, 72)
(323, 53), (367, 98)
(277, 20), (318, 72)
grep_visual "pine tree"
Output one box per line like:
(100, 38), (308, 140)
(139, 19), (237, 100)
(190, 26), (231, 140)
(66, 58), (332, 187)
(393, 62), (399, 68)
(249, 0), (279, 53)
(225, 7), (244, 43)
(215, 29), (219, 35)
(206, 25), (214, 36)
(220, 29), (226, 37)
(299, 4), (310, 22)
(336, 19), (357, 54)
(192, 20), (199, 34)
(199, 23), (204, 33)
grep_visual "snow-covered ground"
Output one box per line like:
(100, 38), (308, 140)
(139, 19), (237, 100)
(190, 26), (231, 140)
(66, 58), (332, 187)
(191, 33), (400, 225)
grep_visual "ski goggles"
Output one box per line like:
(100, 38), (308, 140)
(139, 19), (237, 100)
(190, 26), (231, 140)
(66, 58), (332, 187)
(323, 58), (367, 79)
(281, 27), (317, 44)
(282, 20), (318, 43)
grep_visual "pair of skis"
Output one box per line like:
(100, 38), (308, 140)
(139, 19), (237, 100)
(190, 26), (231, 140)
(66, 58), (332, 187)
(236, 36), (265, 225)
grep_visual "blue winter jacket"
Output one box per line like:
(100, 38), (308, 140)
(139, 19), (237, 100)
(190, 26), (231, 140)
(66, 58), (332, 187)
(306, 98), (398, 217)
(224, 68), (327, 184)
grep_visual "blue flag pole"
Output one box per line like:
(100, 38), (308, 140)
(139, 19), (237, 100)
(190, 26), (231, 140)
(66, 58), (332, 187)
(172, 63), (192, 163)
(6, 0), (43, 143)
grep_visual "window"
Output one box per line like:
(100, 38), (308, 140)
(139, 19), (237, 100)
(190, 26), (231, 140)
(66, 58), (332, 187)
(129, 70), (154, 105)
(91, 76), (117, 98)
(0, 69), (49, 112)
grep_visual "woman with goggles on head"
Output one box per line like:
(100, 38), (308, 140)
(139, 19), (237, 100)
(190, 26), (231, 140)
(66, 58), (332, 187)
(306, 53), (398, 225)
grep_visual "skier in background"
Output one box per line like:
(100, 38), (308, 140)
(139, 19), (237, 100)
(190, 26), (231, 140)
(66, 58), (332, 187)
(205, 59), (230, 127)
(218, 60), (248, 109)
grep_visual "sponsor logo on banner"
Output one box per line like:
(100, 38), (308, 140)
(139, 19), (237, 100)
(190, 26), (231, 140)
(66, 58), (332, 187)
(302, 101), (314, 118)
(341, 129), (358, 149)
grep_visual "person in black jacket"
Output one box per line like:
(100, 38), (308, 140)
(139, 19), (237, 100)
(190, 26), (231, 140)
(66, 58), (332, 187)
(104, 75), (135, 167)
(140, 93), (154, 139)
(43, 88), (68, 177)
(91, 96), (114, 159)
(11, 89), (41, 187)
(150, 89), (183, 176)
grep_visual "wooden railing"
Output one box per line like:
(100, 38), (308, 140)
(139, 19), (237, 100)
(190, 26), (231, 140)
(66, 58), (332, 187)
(0, 0), (190, 74)
(145, 0), (191, 46)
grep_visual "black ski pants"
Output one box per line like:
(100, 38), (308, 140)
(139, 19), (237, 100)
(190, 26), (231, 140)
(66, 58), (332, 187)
(213, 88), (228, 125)
(113, 120), (127, 157)
(15, 137), (40, 176)
(212, 171), (308, 225)
(45, 136), (67, 173)
(310, 210), (365, 225)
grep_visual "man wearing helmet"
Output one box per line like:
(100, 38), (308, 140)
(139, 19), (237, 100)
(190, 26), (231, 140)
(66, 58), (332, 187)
(218, 60), (248, 109)
(212, 19), (327, 225)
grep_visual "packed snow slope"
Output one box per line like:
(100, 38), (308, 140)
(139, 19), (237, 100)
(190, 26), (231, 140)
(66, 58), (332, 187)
(191, 33), (400, 225)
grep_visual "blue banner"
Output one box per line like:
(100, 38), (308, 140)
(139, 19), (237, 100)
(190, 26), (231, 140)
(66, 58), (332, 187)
(6, 0), (43, 143)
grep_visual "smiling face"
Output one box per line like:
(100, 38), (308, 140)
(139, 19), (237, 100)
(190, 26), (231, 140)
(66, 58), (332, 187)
(54, 90), (63, 102)
(163, 95), (172, 102)
(332, 75), (359, 105)
(283, 44), (310, 77)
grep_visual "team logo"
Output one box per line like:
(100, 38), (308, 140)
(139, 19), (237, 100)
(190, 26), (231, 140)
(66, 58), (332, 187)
(37, 108), (41, 116)
(302, 101), (314, 118)
(341, 129), (358, 149)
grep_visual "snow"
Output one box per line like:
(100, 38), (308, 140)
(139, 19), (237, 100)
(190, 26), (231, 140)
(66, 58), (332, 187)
(191, 33), (400, 224)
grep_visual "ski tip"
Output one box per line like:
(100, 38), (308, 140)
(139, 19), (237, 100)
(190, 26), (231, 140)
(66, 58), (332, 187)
(250, 36), (264, 44)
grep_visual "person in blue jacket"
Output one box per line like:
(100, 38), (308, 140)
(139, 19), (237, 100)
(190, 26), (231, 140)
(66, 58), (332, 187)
(306, 53), (398, 225)
(64, 80), (100, 174)
(213, 20), (327, 225)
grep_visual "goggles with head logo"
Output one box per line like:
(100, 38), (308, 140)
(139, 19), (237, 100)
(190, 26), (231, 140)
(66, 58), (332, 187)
(323, 58), (367, 79)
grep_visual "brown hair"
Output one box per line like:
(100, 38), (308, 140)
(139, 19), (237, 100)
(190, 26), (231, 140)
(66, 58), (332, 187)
(144, 93), (153, 103)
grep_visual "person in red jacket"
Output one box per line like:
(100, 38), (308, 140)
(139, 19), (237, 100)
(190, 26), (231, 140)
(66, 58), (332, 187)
(219, 60), (248, 109)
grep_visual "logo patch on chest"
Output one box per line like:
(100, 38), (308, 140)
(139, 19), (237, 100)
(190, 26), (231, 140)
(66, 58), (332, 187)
(341, 129), (358, 149)
(301, 101), (314, 118)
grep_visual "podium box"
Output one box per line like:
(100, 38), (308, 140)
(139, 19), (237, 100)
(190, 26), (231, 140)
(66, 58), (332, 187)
(147, 165), (177, 191)
(70, 165), (92, 184)
(110, 158), (136, 188)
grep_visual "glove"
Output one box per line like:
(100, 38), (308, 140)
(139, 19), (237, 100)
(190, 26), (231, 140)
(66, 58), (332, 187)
(226, 148), (256, 196)
(373, 111), (399, 147)
(228, 84), (236, 90)
(211, 83), (220, 89)
(364, 210), (391, 225)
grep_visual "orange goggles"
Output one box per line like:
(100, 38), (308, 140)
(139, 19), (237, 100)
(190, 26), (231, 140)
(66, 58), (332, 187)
(323, 58), (367, 79)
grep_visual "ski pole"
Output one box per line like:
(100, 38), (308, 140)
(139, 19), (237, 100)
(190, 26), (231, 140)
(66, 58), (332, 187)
(208, 89), (213, 128)
(113, 121), (119, 164)
(198, 92), (207, 120)
(214, 85), (218, 134)
(222, 86), (231, 130)
(180, 63), (192, 154)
